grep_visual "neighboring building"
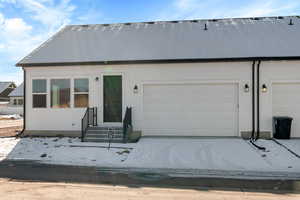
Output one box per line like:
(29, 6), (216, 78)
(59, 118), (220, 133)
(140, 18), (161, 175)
(0, 82), (16, 102)
(9, 83), (24, 107)
(16, 16), (300, 140)
(0, 83), (24, 116)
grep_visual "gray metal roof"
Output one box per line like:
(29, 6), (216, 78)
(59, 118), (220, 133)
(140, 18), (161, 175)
(17, 16), (300, 66)
(0, 82), (15, 94)
(8, 83), (23, 97)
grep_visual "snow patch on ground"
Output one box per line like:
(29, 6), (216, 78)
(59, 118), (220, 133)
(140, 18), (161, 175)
(253, 139), (300, 172)
(0, 137), (19, 159)
(0, 137), (133, 166)
(0, 137), (300, 174)
(0, 114), (22, 120)
(276, 139), (300, 155)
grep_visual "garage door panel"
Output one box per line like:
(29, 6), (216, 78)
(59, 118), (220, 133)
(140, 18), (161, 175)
(144, 119), (236, 129)
(144, 113), (234, 124)
(143, 83), (238, 136)
(142, 127), (236, 136)
(272, 83), (300, 138)
(144, 104), (236, 113)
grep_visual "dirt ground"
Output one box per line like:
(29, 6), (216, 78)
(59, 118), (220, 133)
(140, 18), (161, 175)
(0, 178), (298, 200)
(0, 119), (23, 137)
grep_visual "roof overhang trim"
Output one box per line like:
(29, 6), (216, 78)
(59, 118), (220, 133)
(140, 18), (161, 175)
(16, 56), (300, 67)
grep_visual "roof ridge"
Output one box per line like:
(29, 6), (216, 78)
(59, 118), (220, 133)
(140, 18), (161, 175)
(68, 15), (300, 27)
(8, 83), (23, 97)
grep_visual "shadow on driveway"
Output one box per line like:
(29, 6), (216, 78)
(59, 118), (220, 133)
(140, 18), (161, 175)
(0, 159), (300, 194)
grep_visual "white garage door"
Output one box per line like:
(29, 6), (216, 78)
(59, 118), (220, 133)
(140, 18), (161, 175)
(143, 83), (239, 136)
(272, 83), (300, 138)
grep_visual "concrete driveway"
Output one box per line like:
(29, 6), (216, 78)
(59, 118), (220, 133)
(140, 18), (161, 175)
(1, 137), (300, 178)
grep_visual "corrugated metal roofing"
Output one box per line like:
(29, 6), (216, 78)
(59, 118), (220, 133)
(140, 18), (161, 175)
(9, 83), (23, 97)
(17, 16), (300, 66)
(0, 82), (14, 94)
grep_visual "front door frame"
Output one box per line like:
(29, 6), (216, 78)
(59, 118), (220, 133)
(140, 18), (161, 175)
(100, 72), (125, 126)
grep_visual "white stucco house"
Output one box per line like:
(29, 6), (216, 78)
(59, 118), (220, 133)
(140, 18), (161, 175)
(16, 16), (300, 142)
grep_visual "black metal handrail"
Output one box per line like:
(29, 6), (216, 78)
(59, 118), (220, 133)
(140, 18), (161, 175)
(81, 107), (97, 142)
(123, 107), (132, 143)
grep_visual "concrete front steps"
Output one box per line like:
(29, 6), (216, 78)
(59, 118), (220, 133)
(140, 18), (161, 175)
(83, 126), (124, 143)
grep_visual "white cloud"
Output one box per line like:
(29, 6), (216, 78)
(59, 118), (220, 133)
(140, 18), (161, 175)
(0, 0), (76, 60)
(19, 0), (75, 32)
(0, 14), (36, 60)
(5, 0), (76, 34)
(175, 0), (198, 10)
(0, 0), (75, 83)
(2, 18), (32, 36)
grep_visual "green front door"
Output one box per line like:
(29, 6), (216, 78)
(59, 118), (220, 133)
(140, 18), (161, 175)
(103, 75), (122, 122)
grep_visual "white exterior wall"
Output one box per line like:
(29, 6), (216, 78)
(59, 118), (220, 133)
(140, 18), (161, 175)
(261, 61), (300, 137)
(25, 62), (253, 136)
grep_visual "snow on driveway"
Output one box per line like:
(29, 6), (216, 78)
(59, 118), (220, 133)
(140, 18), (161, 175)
(0, 137), (131, 167)
(275, 139), (300, 155)
(0, 137), (300, 174)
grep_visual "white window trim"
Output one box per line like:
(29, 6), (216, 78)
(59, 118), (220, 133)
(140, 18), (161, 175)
(73, 78), (89, 108)
(32, 79), (47, 109)
(31, 77), (91, 109)
(18, 99), (23, 105)
(50, 78), (71, 109)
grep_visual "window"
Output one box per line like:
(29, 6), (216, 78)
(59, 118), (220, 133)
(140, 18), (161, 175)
(13, 99), (17, 105)
(32, 79), (47, 108)
(18, 99), (23, 105)
(51, 79), (70, 108)
(74, 79), (89, 108)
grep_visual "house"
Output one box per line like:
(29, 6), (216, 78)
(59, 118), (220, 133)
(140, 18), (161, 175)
(0, 82), (25, 116)
(9, 83), (24, 107)
(0, 83), (23, 115)
(0, 82), (16, 102)
(16, 16), (300, 141)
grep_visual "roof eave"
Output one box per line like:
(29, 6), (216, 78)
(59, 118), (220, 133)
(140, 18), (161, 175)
(16, 56), (300, 67)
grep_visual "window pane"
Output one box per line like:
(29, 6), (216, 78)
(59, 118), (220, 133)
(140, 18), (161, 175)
(33, 94), (46, 108)
(74, 79), (89, 92)
(18, 99), (23, 105)
(51, 79), (70, 108)
(74, 94), (88, 108)
(33, 79), (46, 93)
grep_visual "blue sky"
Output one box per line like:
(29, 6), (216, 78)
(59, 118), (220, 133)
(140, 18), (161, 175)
(0, 0), (299, 84)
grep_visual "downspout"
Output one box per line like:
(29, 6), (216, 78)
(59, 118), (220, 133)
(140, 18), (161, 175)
(255, 60), (261, 141)
(251, 61), (256, 139)
(17, 68), (26, 137)
(250, 60), (265, 150)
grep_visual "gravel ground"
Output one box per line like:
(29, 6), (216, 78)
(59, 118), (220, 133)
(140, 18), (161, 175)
(0, 178), (299, 200)
(0, 119), (23, 137)
(0, 126), (22, 137)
